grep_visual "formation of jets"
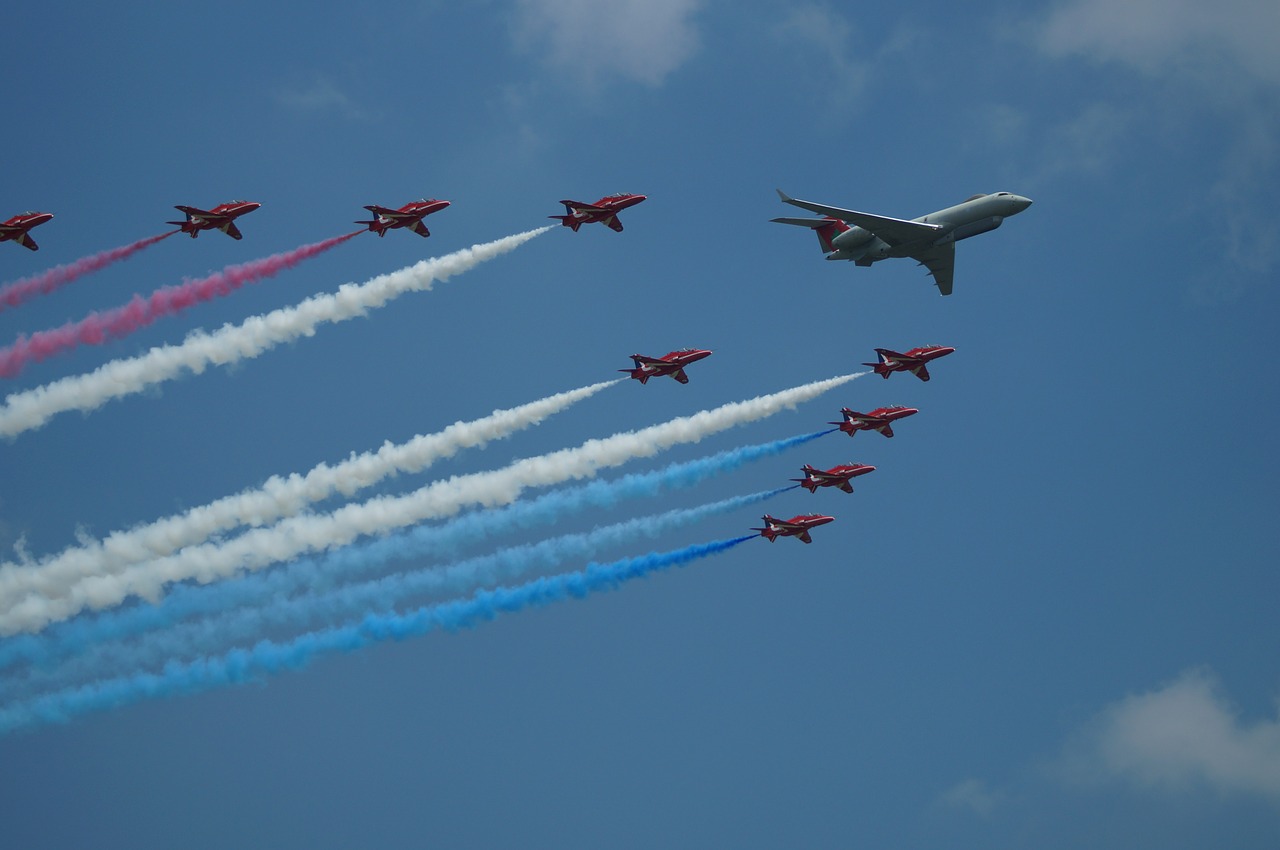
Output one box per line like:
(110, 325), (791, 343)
(5, 187), (1018, 549)
(620, 348), (713, 385)
(0, 211), (54, 251)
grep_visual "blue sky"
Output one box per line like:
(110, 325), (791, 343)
(1, 1), (1277, 847)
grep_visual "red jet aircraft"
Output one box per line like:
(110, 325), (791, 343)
(356, 199), (450, 238)
(753, 514), (835, 544)
(550, 193), (646, 232)
(831, 406), (919, 438)
(168, 200), (262, 240)
(1, 211), (54, 251)
(621, 348), (712, 384)
(863, 345), (955, 381)
(792, 463), (876, 494)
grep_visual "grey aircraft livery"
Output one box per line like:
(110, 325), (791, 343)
(771, 189), (1032, 295)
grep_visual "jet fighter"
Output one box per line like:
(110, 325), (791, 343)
(771, 189), (1032, 295)
(752, 514), (835, 544)
(863, 346), (955, 382)
(356, 199), (450, 238)
(1, 211), (54, 251)
(831, 406), (919, 438)
(168, 200), (262, 240)
(550, 193), (646, 232)
(621, 348), (712, 384)
(792, 463), (876, 494)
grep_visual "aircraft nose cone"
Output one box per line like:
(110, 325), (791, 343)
(1015, 195), (1033, 210)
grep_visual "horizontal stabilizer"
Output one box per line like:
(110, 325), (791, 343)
(770, 216), (837, 228)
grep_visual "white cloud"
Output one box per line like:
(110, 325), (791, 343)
(1040, 0), (1280, 87)
(940, 778), (1004, 816)
(274, 77), (368, 120)
(510, 0), (704, 86)
(1074, 669), (1280, 802)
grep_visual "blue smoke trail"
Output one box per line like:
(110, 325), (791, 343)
(0, 430), (832, 674)
(12, 489), (793, 693)
(0, 535), (755, 733)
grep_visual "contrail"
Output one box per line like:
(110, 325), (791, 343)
(0, 380), (619, 608)
(0, 232), (360, 378)
(7, 491), (789, 695)
(0, 432), (827, 670)
(0, 536), (754, 733)
(0, 373), (860, 633)
(0, 232), (176, 313)
(0, 228), (550, 438)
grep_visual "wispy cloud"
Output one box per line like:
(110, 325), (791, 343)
(510, 0), (705, 87)
(274, 76), (369, 120)
(1040, 0), (1280, 88)
(939, 778), (1005, 816)
(1067, 668), (1280, 802)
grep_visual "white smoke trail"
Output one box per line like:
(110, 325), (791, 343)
(0, 380), (617, 608)
(0, 228), (549, 439)
(0, 372), (862, 634)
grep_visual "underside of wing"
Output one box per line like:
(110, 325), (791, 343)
(775, 189), (940, 246)
(15, 232), (38, 250)
(220, 221), (244, 240)
(796, 530), (813, 544)
(673, 368), (689, 384)
(605, 215), (624, 232)
(909, 241), (956, 295)
(409, 219), (430, 237)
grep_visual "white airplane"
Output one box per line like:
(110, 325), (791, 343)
(772, 189), (1032, 295)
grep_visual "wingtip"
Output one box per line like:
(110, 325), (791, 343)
(775, 188), (792, 202)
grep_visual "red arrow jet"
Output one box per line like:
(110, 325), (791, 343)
(1, 211), (54, 251)
(356, 199), (450, 238)
(550, 193), (646, 232)
(792, 463), (876, 494)
(863, 345), (955, 381)
(753, 514), (835, 544)
(621, 348), (712, 384)
(831, 406), (919, 438)
(168, 200), (262, 240)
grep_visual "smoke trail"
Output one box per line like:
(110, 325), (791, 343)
(0, 228), (550, 438)
(0, 380), (619, 607)
(0, 232), (176, 313)
(0, 431), (828, 670)
(0, 373), (859, 632)
(0, 232), (360, 378)
(0, 536), (753, 733)
(8, 491), (789, 695)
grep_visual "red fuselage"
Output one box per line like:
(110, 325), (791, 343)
(753, 514), (835, 544)
(793, 463), (876, 494)
(169, 201), (262, 240)
(863, 345), (955, 381)
(1, 212), (54, 251)
(832, 406), (919, 438)
(622, 348), (712, 384)
(357, 199), (451, 237)
(551, 193), (646, 232)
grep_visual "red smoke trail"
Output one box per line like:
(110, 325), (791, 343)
(0, 231), (361, 379)
(0, 232), (177, 314)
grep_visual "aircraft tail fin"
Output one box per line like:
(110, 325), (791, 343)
(770, 215), (849, 253)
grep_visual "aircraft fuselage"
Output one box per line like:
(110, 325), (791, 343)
(828, 193), (1030, 264)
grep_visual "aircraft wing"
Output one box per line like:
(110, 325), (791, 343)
(909, 241), (955, 295)
(796, 529), (813, 544)
(775, 190), (940, 246)
(605, 215), (624, 232)
(672, 368), (689, 384)
(13, 232), (39, 251)
(408, 220), (430, 237)
(631, 355), (667, 366)
(559, 200), (606, 212)
(220, 221), (244, 240)
(364, 205), (400, 216)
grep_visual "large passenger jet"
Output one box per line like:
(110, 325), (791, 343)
(772, 189), (1031, 295)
